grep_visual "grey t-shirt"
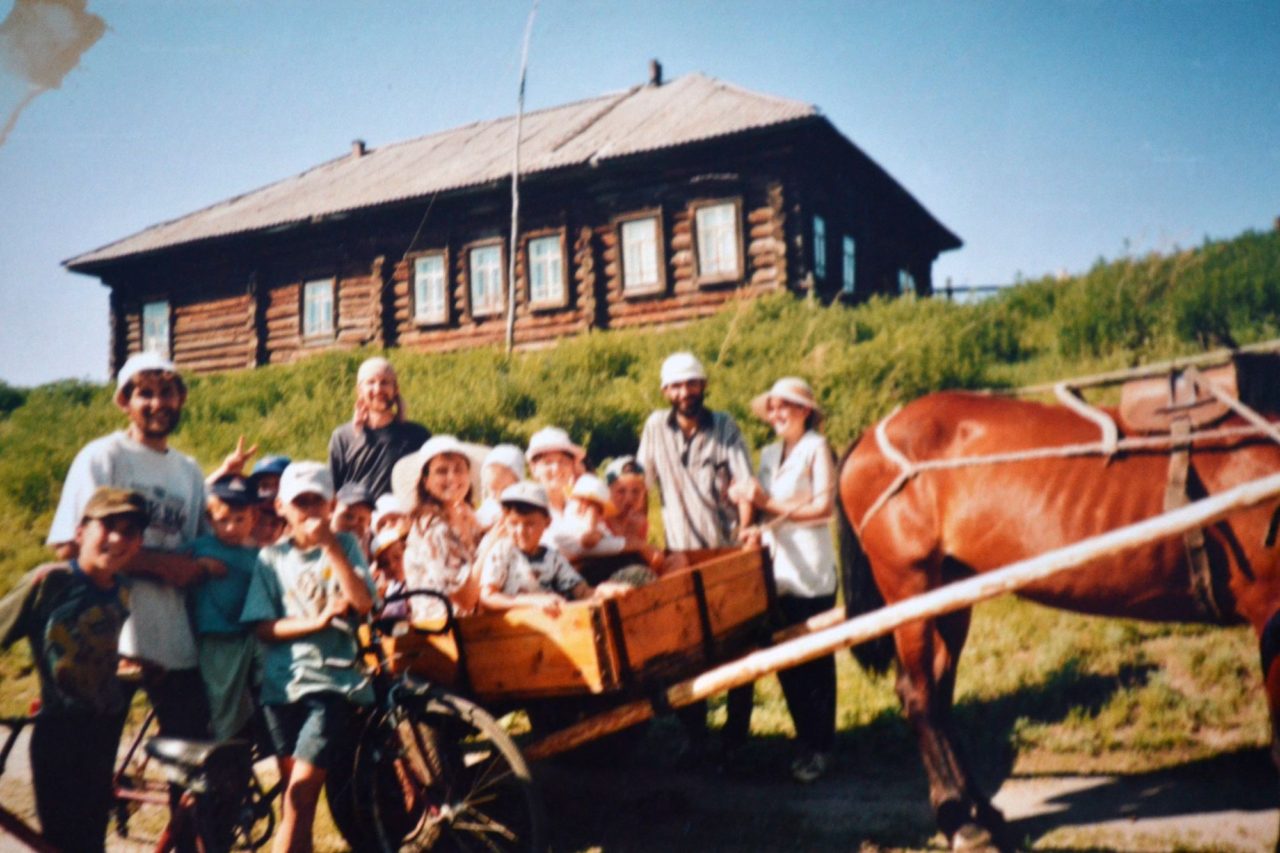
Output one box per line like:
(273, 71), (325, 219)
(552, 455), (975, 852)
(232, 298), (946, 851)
(328, 420), (430, 497)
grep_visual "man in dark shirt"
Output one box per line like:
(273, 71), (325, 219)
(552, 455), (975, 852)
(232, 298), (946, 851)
(328, 357), (429, 497)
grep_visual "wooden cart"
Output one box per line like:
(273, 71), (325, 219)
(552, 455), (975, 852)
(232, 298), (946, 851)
(377, 546), (776, 704)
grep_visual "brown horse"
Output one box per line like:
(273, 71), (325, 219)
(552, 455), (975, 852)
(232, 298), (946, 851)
(837, 387), (1280, 850)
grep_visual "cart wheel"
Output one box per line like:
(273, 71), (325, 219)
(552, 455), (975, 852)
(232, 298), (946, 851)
(363, 690), (546, 852)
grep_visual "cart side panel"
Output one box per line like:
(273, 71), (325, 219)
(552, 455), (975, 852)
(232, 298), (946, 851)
(698, 549), (772, 647)
(609, 572), (705, 679)
(457, 605), (616, 699)
(380, 631), (461, 687)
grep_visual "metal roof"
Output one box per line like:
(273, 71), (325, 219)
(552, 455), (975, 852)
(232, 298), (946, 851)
(66, 73), (820, 269)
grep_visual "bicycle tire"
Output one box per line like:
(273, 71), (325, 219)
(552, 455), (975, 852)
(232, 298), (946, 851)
(362, 689), (546, 852)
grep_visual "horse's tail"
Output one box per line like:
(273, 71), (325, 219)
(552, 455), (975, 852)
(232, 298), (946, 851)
(836, 438), (897, 675)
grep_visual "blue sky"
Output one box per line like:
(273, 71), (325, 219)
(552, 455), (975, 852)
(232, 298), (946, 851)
(1, 0), (1277, 386)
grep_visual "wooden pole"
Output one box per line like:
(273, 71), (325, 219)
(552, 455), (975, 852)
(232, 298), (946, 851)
(523, 471), (1280, 760)
(504, 2), (537, 356)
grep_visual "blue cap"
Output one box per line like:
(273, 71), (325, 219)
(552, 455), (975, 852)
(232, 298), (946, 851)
(252, 455), (291, 477)
(209, 475), (257, 507)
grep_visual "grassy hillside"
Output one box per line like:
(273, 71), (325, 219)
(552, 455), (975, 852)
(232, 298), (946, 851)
(1, 229), (1278, 830)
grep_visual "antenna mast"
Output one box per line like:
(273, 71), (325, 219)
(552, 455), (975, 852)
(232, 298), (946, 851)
(505, 2), (538, 355)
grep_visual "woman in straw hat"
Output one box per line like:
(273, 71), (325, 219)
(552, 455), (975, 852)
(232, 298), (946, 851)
(730, 376), (838, 783)
(392, 436), (485, 623)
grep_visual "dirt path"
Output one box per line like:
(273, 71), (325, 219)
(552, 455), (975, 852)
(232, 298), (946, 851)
(537, 740), (1277, 851)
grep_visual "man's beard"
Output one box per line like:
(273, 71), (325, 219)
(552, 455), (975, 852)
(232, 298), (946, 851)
(141, 409), (180, 438)
(676, 395), (704, 417)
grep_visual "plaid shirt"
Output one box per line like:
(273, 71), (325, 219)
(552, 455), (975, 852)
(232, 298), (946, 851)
(636, 408), (753, 550)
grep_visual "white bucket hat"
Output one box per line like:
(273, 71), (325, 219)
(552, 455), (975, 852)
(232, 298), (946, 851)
(750, 377), (823, 425)
(391, 436), (488, 509)
(277, 461), (334, 505)
(525, 427), (586, 464)
(372, 494), (407, 527)
(660, 351), (707, 388)
(483, 443), (527, 480)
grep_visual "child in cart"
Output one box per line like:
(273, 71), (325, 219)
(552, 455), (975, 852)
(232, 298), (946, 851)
(477, 482), (628, 616)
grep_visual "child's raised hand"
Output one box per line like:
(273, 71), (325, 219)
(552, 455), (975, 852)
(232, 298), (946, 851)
(220, 436), (259, 476)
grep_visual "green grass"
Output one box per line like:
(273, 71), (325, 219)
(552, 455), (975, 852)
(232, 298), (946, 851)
(1, 228), (1279, 847)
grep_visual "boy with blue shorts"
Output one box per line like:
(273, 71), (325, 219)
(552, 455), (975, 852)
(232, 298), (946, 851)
(240, 462), (374, 853)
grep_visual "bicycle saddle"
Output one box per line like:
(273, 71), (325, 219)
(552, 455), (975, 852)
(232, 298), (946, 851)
(145, 737), (250, 775)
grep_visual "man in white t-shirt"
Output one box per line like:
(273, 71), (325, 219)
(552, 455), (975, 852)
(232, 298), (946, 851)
(47, 352), (214, 739)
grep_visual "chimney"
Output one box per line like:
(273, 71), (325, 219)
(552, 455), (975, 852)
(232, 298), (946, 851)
(351, 139), (366, 159)
(648, 58), (663, 87)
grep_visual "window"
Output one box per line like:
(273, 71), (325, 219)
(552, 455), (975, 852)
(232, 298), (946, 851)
(898, 269), (917, 295)
(842, 236), (856, 294)
(813, 215), (827, 280)
(693, 201), (740, 281)
(469, 243), (504, 317)
(620, 216), (662, 294)
(303, 279), (335, 336)
(141, 301), (170, 358)
(413, 253), (448, 324)
(527, 235), (565, 307)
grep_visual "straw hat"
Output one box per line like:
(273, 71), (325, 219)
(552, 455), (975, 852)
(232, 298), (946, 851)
(750, 377), (823, 424)
(569, 474), (616, 517)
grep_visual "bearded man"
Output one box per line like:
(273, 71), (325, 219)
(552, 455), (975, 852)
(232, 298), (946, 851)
(47, 351), (213, 740)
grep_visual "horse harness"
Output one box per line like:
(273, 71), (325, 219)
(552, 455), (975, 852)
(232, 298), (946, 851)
(862, 358), (1280, 622)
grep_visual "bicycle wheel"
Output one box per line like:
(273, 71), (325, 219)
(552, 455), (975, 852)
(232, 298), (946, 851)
(363, 690), (546, 852)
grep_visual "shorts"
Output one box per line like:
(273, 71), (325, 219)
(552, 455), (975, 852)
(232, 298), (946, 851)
(262, 693), (353, 770)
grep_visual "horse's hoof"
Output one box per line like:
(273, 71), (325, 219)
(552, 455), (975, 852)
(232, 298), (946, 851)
(951, 822), (1001, 853)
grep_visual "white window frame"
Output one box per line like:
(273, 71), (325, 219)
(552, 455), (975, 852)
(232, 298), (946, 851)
(692, 199), (742, 284)
(302, 278), (335, 337)
(898, 269), (917, 295)
(141, 300), (170, 358)
(813, 215), (827, 280)
(468, 242), (505, 318)
(526, 233), (567, 308)
(618, 212), (664, 296)
(412, 251), (449, 325)
(842, 236), (856, 295)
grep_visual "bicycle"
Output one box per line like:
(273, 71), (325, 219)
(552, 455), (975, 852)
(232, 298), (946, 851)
(111, 699), (278, 851)
(323, 589), (547, 852)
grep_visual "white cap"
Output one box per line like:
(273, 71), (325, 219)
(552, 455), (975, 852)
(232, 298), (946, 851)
(372, 494), (406, 526)
(660, 352), (706, 388)
(357, 356), (396, 383)
(603, 455), (645, 485)
(570, 474), (615, 516)
(525, 426), (585, 464)
(500, 481), (550, 512)
(277, 461), (334, 505)
(371, 526), (406, 557)
(116, 351), (180, 394)
(483, 443), (527, 480)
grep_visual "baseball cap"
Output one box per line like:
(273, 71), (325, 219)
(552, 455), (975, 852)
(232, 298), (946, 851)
(82, 486), (150, 524)
(500, 481), (550, 513)
(525, 426), (585, 464)
(372, 494), (406, 526)
(277, 461), (334, 505)
(208, 475), (258, 507)
(660, 352), (706, 388)
(603, 455), (645, 485)
(115, 351), (180, 395)
(371, 526), (407, 558)
(483, 443), (527, 480)
(252, 455), (292, 477)
(336, 482), (376, 508)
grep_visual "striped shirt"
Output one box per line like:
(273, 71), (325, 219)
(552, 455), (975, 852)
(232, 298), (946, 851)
(637, 408), (753, 550)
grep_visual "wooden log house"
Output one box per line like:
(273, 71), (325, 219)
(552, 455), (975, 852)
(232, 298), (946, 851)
(65, 66), (961, 376)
